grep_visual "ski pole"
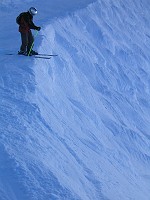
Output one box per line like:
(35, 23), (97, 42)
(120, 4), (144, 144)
(28, 30), (39, 56)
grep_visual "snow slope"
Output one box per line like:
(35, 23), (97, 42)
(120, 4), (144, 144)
(0, 0), (150, 200)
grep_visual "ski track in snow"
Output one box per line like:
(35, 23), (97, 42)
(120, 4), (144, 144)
(0, 0), (150, 200)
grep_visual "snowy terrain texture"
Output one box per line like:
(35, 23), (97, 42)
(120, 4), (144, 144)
(0, 0), (150, 199)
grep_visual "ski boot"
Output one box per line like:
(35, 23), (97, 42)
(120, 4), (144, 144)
(28, 50), (38, 56)
(18, 50), (27, 56)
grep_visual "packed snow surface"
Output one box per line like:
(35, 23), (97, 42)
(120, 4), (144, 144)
(0, 0), (150, 200)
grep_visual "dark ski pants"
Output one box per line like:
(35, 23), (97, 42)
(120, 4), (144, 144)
(20, 31), (34, 52)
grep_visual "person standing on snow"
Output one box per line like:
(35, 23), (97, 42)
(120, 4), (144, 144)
(16, 7), (41, 56)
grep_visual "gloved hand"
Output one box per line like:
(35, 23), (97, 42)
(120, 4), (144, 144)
(36, 27), (41, 31)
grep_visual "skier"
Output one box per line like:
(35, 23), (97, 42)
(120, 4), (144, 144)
(17, 7), (41, 56)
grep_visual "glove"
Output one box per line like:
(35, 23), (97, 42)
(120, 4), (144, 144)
(36, 27), (41, 31)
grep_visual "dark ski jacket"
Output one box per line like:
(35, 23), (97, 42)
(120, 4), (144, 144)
(19, 12), (39, 33)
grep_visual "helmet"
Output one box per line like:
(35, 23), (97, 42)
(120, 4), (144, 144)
(29, 7), (37, 16)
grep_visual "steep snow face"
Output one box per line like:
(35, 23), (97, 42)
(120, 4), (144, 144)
(0, 0), (150, 200)
(35, 0), (150, 198)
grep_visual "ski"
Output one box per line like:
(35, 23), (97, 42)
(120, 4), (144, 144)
(5, 53), (58, 56)
(5, 53), (51, 59)
(37, 53), (58, 57)
(34, 56), (51, 59)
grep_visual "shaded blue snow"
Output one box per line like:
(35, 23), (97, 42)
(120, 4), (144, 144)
(0, 0), (150, 200)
